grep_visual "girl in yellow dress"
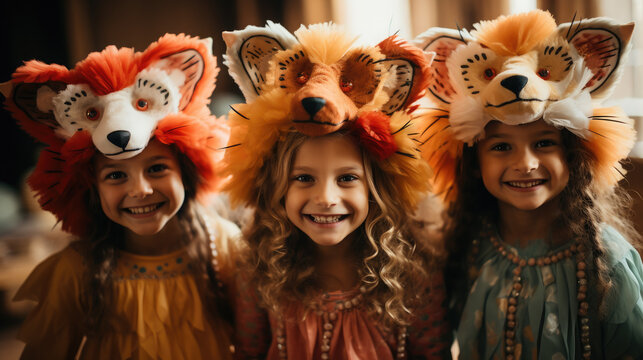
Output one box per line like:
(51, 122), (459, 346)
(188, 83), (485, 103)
(2, 33), (238, 359)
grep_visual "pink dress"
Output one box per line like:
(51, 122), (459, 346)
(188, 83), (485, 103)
(233, 274), (450, 360)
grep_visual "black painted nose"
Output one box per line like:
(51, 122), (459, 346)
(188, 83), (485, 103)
(500, 75), (528, 97)
(107, 130), (131, 149)
(301, 97), (326, 117)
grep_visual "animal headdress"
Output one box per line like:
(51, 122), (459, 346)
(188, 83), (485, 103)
(1, 34), (227, 237)
(221, 22), (434, 211)
(413, 10), (636, 201)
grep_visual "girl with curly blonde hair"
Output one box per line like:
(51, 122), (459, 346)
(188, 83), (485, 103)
(221, 22), (450, 360)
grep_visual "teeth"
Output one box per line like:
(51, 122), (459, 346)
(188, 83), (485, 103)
(310, 215), (342, 224)
(128, 203), (161, 214)
(507, 180), (544, 188)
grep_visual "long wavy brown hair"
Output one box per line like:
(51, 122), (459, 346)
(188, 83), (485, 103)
(444, 128), (642, 322)
(79, 145), (227, 333)
(242, 130), (431, 327)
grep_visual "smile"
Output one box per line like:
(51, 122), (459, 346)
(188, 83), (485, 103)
(306, 214), (348, 224)
(485, 98), (544, 108)
(105, 147), (143, 156)
(505, 180), (546, 188)
(124, 202), (165, 214)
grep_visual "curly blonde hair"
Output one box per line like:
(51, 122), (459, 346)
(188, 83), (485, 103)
(241, 130), (431, 327)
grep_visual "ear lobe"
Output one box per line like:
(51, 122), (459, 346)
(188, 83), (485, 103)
(222, 21), (298, 102)
(413, 27), (471, 107)
(560, 18), (635, 100)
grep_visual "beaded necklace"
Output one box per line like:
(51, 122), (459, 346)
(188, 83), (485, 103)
(204, 221), (224, 292)
(472, 226), (592, 359)
(274, 286), (408, 360)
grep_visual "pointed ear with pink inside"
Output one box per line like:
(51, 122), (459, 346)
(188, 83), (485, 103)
(413, 27), (472, 107)
(558, 18), (634, 101)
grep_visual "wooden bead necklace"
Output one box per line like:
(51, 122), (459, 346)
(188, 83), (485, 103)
(274, 286), (408, 359)
(480, 229), (592, 359)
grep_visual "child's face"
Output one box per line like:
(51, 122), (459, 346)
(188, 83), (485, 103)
(285, 135), (369, 247)
(94, 139), (185, 236)
(477, 119), (569, 212)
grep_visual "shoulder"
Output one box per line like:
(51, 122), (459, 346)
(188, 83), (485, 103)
(599, 225), (640, 268)
(14, 242), (87, 303)
(599, 225), (643, 322)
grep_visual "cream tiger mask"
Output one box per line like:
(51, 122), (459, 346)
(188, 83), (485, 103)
(413, 10), (636, 201)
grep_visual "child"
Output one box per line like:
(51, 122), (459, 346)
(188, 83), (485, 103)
(2, 34), (239, 359)
(221, 22), (450, 359)
(414, 10), (643, 359)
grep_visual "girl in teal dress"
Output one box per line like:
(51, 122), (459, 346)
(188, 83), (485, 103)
(414, 10), (643, 359)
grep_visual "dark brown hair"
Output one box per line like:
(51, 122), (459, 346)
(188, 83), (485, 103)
(444, 128), (642, 320)
(81, 145), (223, 332)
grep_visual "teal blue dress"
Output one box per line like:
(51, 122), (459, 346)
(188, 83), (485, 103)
(455, 226), (643, 359)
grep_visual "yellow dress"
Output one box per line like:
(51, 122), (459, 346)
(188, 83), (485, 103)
(14, 227), (236, 360)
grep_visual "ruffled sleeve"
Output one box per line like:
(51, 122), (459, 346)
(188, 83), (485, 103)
(599, 226), (643, 360)
(13, 245), (86, 359)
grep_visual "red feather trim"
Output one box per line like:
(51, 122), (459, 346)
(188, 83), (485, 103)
(353, 111), (397, 160)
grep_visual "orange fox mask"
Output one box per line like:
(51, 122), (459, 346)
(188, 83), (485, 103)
(220, 22), (434, 210)
(1, 34), (226, 236)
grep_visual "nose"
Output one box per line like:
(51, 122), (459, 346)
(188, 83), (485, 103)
(107, 130), (131, 149)
(301, 97), (326, 117)
(500, 75), (528, 97)
(315, 180), (338, 208)
(128, 175), (153, 198)
(513, 147), (539, 174)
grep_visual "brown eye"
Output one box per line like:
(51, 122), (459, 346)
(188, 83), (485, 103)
(85, 107), (100, 121)
(340, 79), (353, 93)
(135, 98), (149, 111)
(537, 68), (551, 80)
(483, 68), (497, 80)
(296, 72), (309, 85)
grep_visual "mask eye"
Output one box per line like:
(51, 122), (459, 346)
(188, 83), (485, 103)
(340, 79), (353, 93)
(85, 107), (100, 121)
(537, 68), (551, 80)
(296, 72), (309, 85)
(135, 98), (149, 111)
(483, 68), (497, 80)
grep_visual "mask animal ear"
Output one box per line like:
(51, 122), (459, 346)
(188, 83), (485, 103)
(142, 35), (216, 112)
(2, 62), (71, 146)
(222, 21), (298, 102)
(376, 36), (435, 114)
(413, 27), (471, 107)
(559, 18), (634, 100)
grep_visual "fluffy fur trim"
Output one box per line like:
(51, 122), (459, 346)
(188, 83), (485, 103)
(472, 9), (557, 56)
(416, 108), (461, 202)
(295, 22), (357, 65)
(221, 90), (295, 206)
(585, 107), (636, 191)
(378, 111), (432, 212)
(353, 111), (397, 160)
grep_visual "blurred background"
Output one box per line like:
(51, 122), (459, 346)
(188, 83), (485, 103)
(0, 0), (641, 357)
